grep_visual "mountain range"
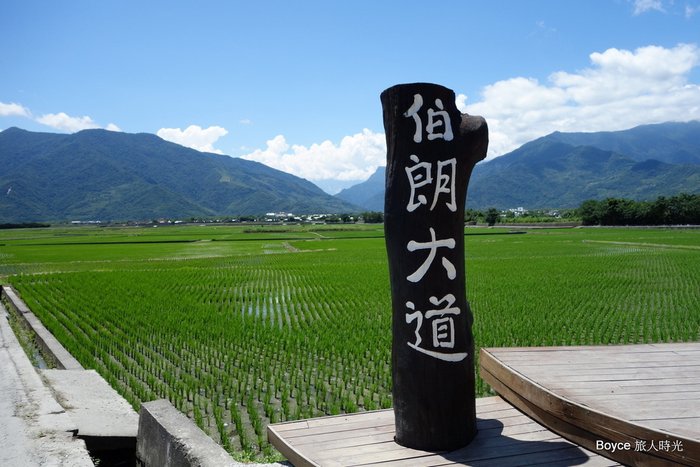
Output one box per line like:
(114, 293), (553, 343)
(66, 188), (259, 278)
(2, 121), (699, 223)
(335, 121), (700, 211)
(0, 127), (358, 223)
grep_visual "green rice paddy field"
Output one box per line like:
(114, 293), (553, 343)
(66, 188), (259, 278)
(1, 224), (698, 461)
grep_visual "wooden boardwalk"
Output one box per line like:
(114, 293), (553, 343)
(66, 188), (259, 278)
(481, 343), (700, 466)
(269, 342), (700, 466)
(268, 396), (618, 466)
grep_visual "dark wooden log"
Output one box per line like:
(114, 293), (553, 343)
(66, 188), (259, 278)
(381, 83), (488, 451)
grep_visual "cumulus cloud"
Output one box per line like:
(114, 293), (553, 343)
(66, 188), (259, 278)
(34, 111), (121, 133)
(632, 0), (665, 15)
(157, 125), (228, 154)
(241, 129), (386, 190)
(1, 102), (121, 132)
(461, 43), (700, 158)
(0, 101), (31, 117)
(241, 43), (700, 188)
(36, 112), (100, 132)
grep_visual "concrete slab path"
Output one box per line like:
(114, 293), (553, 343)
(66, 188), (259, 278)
(0, 302), (93, 466)
(41, 369), (139, 438)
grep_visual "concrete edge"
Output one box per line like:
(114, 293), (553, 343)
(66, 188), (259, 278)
(40, 368), (139, 438)
(0, 301), (94, 466)
(1, 285), (83, 370)
(137, 399), (240, 467)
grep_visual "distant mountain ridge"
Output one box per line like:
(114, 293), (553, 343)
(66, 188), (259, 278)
(546, 121), (700, 165)
(0, 127), (359, 223)
(334, 167), (385, 212)
(335, 121), (700, 210)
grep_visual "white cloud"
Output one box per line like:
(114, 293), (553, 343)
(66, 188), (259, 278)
(1, 102), (121, 132)
(687, 4), (700, 18)
(157, 125), (228, 154)
(632, 0), (665, 15)
(0, 101), (31, 117)
(455, 94), (469, 110)
(461, 43), (700, 159)
(35, 111), (121, 133)
(36, 112), (100, 132)
(241, 129), (386, 189)
(236, 43), (700, 189)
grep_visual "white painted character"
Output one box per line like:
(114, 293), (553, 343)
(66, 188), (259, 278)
(403, 93), (454, 143)
(403, 94), (424, 143)
(406, 227), (456, 283)
(425, 294), (460, 349)
(404, 294), (467, 362)
(405, 157), (457, 213)
(426, 99), (453, 141)
(405, 155), (432, 212)
(430, 158), (457, 212)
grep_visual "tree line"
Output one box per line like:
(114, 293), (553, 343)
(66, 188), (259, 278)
(0, 222), (51, 229)
(578, 193), (700, 226)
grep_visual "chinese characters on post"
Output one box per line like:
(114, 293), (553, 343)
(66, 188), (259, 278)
(382, 83), (488, 451)
(403, 93), (454, 143)
(405, 294), (468, 361)
(405, 156), (458, 213)
(402, 94), (467, 362)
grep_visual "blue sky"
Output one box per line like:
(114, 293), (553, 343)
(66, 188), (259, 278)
(3, 0), (700, 193)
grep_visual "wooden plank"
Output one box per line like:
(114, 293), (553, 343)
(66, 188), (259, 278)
(508, 356), (698, 368)
(480, 344), (700, 466)
(312, 426), (563, 461)
(496, 450), (618, 467)
(633, 417), (700, 439)
(543, 378), (700, 391)
(363, 445), (611, 467)
(432, 446), (611, 467)
(575, 391), (700, 403)
(273, 410), (393, 433)
(517, 372), (700, 385)
(288, 414), (547, 450)
(289, 429), (394, 450)
(576, 397), (700, 415)
(673, 349), (700, 356)
(507, 364), (700, 378)
(267, 424), (321, 467)
(268, 396), (618, 466)
(269, 344), (699, 466)
(480, 365), (664, 467)
(558, 384), (700, 398)
(506, 361), (700, 372)
(279, 417), (395, 440)
(484, 342), (698, 354)
(317, 432), (593, 467)
(312, 426), (564, 465)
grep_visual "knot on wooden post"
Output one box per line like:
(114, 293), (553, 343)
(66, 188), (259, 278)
(381, 83), (488, 451)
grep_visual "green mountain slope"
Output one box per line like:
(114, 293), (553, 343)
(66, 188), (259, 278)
(546, 121), (700, 165)
(0, 127), (359, 222)
(336, 121), (700, 210)
(335, 167), (385, 211)
(467, 138), (700, 209)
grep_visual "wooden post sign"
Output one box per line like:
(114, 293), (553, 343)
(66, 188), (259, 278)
(381, 83), (488, 451)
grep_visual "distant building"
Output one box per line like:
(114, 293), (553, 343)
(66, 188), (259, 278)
(264, 212), (296, 222)
(507, 207), (528, 217)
